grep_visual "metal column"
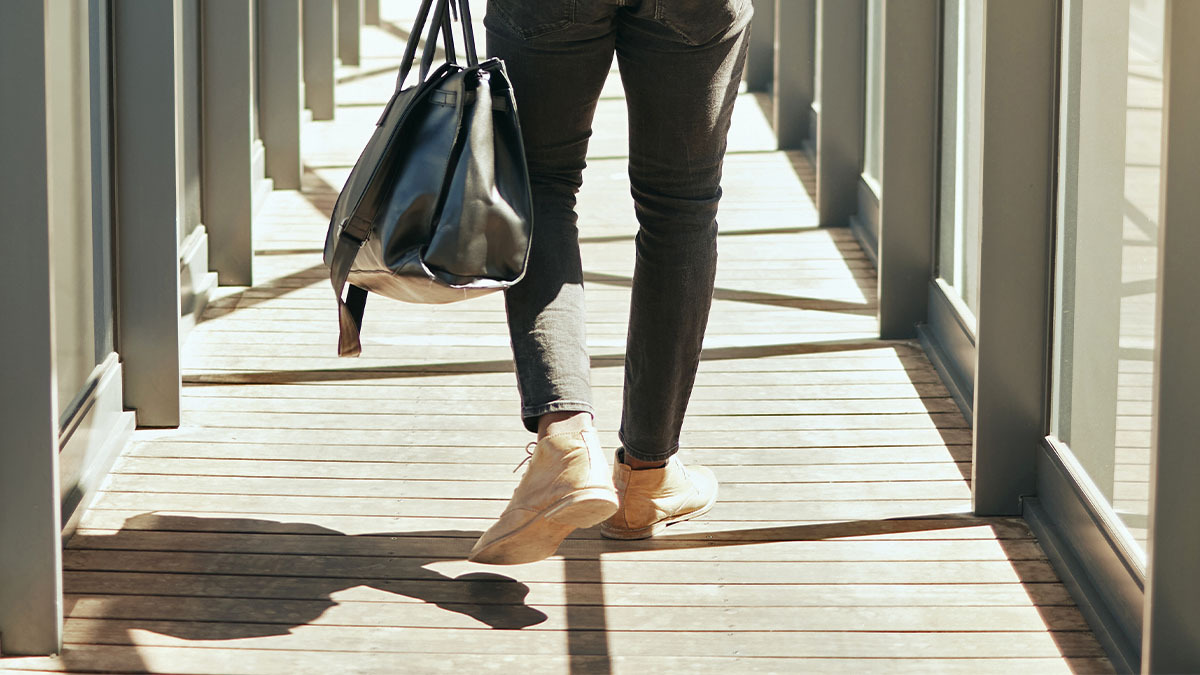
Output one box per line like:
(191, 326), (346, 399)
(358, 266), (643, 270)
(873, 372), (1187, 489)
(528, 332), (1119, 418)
(303, 0), (337, 120)
(970, 0), (1059, 515)
(258, 0), (304, 190)
(113, 0), (185, 427)
(772, 0), (814, 150)
(1141, 2), (1200, 671)
(876, 0), (937, 338)
(813, 0), (865, 227)
(745, 0), (775, 92)
(338, 0), (362, 66)
(0, 2), (64, 656)
(202, 0), (259, 286)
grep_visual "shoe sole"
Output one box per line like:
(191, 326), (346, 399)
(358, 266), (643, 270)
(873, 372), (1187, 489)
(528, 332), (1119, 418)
(468, 488), (619, 565)
(599, 497), (717, 540)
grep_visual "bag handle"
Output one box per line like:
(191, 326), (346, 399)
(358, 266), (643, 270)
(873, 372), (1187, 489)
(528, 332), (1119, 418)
(458, 0), (479, 67)
(425, 0), (478, 70)
(395, 0), (434, 90)
(395, 0), (478, 91)
(418, 0), (456, 81)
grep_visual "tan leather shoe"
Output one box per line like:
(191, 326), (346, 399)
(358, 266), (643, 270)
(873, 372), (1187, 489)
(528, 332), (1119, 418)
(469, 429), (618, 565)
(600, 451), (718, 540)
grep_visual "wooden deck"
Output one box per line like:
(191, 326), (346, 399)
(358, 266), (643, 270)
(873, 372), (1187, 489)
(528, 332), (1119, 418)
(5, 6), (1111, 674)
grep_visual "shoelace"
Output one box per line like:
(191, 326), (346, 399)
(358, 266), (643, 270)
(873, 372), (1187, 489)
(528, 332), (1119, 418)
(512, 441), (537, 473)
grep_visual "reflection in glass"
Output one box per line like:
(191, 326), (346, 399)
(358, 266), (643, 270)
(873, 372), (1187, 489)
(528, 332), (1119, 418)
(1051, 0), (1163, 563)
(936, 0), (984, 324)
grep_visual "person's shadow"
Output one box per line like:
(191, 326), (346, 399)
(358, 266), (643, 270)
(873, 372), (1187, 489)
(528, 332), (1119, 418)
(65, 513), (548, 639)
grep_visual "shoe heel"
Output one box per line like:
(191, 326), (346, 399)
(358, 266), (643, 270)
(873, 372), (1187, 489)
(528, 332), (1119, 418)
(546, 488), (619, 528)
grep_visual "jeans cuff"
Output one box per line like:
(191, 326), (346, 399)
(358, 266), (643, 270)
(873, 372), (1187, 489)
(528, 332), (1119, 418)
(520, 400), (596, 433)
(618, 436), (679, 463)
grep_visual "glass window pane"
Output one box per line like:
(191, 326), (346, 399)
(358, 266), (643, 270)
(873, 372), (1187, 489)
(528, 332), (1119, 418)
(1051, 0), (1163, 563)
(46, 0), (100, 420)
(862, 0), (884, 187)
(89, 0), (115, 360)
(251, 1), (262, 144)
(813, 0), (822, 109)
(182, 0), (204, 244)
(936, 0), (984, 324)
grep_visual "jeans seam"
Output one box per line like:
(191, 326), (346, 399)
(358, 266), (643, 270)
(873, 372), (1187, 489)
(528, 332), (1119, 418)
(488, 0), (575, 40)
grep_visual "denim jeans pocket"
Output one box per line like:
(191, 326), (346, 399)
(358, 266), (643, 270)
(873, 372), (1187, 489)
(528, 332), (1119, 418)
(654, 0), (752, 46)
(486, 0), (576, 39)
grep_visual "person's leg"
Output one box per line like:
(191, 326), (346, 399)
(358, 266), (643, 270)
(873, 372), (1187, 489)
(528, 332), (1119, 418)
(615, 2), (753, 463)
(488, 5), (615, 434)
(470, 1), (622, 564)
(600, 1), (752, 540)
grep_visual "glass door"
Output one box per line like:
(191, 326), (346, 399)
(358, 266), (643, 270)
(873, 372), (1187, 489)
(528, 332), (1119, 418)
(54, 0), (123, 522)
(862, 0), (884, 192)
(50, 0), (116, 427)
(936, 0), (984, 329)
(1051, 0), (1165, 564)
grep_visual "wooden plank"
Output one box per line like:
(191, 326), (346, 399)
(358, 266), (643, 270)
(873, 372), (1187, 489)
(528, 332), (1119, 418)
(69, 624), (1083, 658)
(175, 382), (955, 401)
(98, 473), (973, 502)
(57, 594), (1088, 632)
(63, 529), (1045, 562)
(75, 507), (1028, 534)
(83, 492), (974, 521)
(110, 457), (973, 482)
(116, 426), (974, 448)
(60, 548), (1057, 584)
(5, 634), (1113, 667)
(75, 509), (1019, 540)
(169, 410), (965, 431)
(61, 571), (1075, 607)
(175, 395), (963, 415)
(176, 365), (944, 385)
(121, 441), (973, 465)
(0, 650), (1113, 675)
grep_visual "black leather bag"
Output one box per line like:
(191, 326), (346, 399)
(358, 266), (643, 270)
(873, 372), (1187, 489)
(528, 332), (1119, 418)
(324, 0), (532, 356)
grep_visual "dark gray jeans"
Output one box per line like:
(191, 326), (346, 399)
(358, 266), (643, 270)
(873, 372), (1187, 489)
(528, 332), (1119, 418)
(486, 0), (752, 462)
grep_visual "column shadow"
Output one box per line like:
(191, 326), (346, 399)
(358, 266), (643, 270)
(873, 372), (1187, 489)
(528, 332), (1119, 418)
(53, 511), (1102, 673)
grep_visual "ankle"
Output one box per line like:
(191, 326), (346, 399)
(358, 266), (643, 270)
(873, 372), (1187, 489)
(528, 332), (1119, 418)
(537, 411), (593, 439)
(619, 449), (667, 470)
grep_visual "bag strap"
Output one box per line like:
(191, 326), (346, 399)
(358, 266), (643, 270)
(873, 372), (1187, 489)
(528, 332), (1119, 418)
(395, 0), (457, 91)
(396, 0), (477, 90)
(395, 0), (434, 91)
(458, 0), (478, 67)
(329, 229), (368, 357)
(419, 0), (455, 81)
